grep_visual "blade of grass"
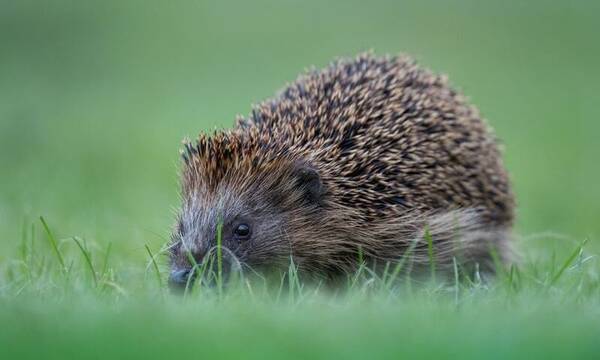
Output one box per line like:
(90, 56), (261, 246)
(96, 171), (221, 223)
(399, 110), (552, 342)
(184, 249), (200, 298)
(488, 243), (508, 279)
(145, 244), (164, 291)
(349, 261), (367, 290)
(357, 245), (364, 265)
(550, 238), (589, 286)
(73, 236), (98, 287)
(386, 237), (420, 289)
(287, 257), (303, 304)
(184, 249), (211, 298)
(39, 216), (67, 275)
(30, 222), (36, 265)
(452, 256), (459, 306)
(507, 264), (519, 293)
(349, 245), (368, 290)
(101, 242), (112, 280)
(381, 261), (391, 285)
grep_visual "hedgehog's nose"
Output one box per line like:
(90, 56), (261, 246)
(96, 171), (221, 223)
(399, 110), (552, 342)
(168, 269), (192, 292)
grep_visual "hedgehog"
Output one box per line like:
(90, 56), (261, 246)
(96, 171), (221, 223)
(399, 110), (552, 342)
(168, 53), (515, 288)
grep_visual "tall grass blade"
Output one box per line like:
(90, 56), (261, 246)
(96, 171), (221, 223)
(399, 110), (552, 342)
(101, 242), (112, 280)
(386, 237), (420, 289)
(39, 216), (67, 275)
(488, 244), (507, 279)
(73, 236), (98, 287)
(550, 239), (589, 286)
(145, 244), (164, 291)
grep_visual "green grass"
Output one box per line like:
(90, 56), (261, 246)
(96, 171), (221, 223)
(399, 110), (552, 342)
(1, 0), (600, 358)
(1, 218), (599, 359)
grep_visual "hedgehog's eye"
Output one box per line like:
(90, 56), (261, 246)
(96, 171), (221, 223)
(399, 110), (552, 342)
(234, 223), (251, 239)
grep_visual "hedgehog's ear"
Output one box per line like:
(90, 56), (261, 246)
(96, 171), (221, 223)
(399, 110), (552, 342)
(291, 163), (324, 204)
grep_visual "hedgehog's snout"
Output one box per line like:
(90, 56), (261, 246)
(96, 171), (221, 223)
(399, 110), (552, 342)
(169, 248), (242, 294)
(168, 269), (193, 292)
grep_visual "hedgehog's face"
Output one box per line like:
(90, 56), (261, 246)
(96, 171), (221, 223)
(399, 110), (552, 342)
(168, 160), (325, 290)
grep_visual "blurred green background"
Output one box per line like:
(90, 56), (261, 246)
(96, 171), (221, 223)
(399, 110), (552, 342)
(1, 0), (599, 264)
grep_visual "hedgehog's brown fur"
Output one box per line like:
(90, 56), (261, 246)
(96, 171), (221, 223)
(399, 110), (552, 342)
(171, 53), (515, 281)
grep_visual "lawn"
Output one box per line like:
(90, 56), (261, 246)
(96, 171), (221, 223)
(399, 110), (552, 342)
(1, 0), (599, 358)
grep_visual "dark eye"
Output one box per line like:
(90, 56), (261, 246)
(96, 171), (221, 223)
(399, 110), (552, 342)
(234, 223), (251, 239)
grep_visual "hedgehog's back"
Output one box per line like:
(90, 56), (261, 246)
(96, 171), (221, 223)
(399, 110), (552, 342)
(238, 53), (514, 228)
